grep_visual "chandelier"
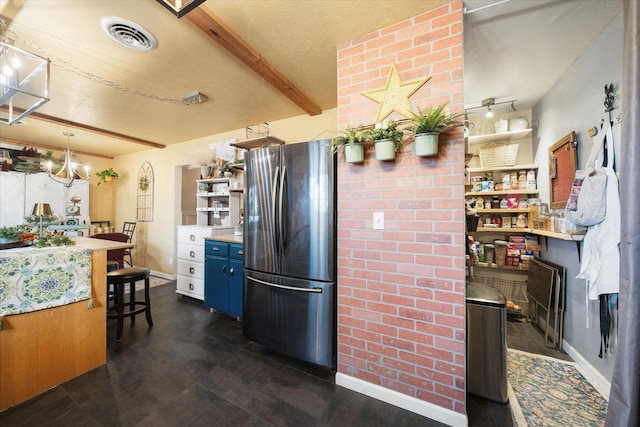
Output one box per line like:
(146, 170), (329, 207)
(0, 19), (50, 125)
(46, 132), (90, 188)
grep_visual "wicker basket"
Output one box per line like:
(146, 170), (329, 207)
(479, 143), (519, 168)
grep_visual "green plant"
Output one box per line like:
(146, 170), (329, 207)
(330, 126), (368, 154)
(138, 176), (150, 191)
(0, 224), (32, 240)
(221, 162), (233, 173)
(369, 120), (405, 151)
(95, 168), (119, 185)
(410, 103), (463, 136)
(32, 233), (76, 248)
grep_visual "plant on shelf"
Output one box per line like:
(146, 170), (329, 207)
(369, 119), (405, 161)
(95, 168), (119, 185)
(409, 103), (463, 157)
(221, 162), (234, 177)
(331, 126), (368, 163)
(0, 224), (35, 243)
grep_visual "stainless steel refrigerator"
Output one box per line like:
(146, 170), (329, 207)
(243, 139), (336, 369)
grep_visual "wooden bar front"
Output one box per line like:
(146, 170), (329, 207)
(0, 249), (107, 411)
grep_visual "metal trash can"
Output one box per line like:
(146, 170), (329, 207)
(466, 280), (508, 403)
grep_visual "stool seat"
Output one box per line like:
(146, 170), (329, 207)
(107, 267), (152, 342)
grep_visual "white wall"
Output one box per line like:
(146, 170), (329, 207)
(533, 10), (623, 381)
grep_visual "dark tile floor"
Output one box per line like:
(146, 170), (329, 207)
(0, 283), (570, 426)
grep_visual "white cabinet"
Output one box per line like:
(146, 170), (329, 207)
(196, 178), (241, 227)
(175, 225), (232, 300)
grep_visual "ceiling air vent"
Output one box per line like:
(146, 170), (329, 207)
(101, 17), (157, 51)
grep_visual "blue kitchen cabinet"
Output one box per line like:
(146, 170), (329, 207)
(204, 239), (243, 319)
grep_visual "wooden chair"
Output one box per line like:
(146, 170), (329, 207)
(122, 222), (136, 266)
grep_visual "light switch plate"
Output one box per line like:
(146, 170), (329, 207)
(373, 212), (384, 230)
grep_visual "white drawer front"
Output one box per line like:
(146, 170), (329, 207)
(177, 226), (212, 245)
(176, 275), (204, 300)
(177, 259), (205, 279)
(177, 243), (204, 262)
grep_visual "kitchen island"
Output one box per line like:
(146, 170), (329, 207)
(0, 237), (133, 411)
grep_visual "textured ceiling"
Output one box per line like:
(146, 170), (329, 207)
(0, 0), (623, 158)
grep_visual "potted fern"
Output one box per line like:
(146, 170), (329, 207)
(410, 103), (463, 157)
(370, 120), (405, 161)
(331, 126), (367, 163)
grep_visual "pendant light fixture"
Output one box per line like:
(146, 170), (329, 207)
(46, 132), (90, 188)
(0, 19), (50, 125)
(155, 0), (207, 18)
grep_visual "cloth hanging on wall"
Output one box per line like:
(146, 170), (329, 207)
(576, 120), (621, 299)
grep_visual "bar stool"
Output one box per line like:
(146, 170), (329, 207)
(106, 260), (120, 308)
(107, 267), (153, 342)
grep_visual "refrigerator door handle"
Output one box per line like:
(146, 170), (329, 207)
(272, 166), (281, 251)
(247, 275), (323, 293)
(278, 165), (287, 251)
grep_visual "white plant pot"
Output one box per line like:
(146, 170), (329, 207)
(374, 139), (396, 161)
(414, 132), (439, 157)
(344, 144), (364, 163)
(200, 165), (210, 179)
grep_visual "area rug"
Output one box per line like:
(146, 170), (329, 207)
(507, 349), (608, 427)
(132, 275), (174, 292)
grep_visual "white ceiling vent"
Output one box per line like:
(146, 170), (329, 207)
(101, 17), (157, 51)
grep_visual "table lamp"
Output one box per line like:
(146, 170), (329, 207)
(31, 203), (52, 236)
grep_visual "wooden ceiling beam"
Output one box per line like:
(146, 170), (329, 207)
(187, 7), (322, 116)
(1, 107), (165, 150)
(0, 137), (114, 160)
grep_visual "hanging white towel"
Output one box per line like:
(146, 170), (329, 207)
(576, 120), (621, 299)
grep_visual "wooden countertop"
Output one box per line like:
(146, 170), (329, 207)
(204, 234), (243, 244)
(72, 236), (135, 250)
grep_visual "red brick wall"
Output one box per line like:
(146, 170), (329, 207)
(336, 1), (466, 413)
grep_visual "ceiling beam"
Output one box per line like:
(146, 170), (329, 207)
(1, 107), (166, 150)
(187, 7), (322, 116)
(0, 137), (114, 160)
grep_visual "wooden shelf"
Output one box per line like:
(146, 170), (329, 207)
(474, 263), (529, 272)
(468, 128), (532, 145)
(476, 208), (530, 214)
(231, 136), (284, 150)
(230, 163), (244, 170)
(465, 190), (539, 196)
(473, 227), (531, 233)
(468, 164), (538, 173)
(531, 229), (585, 241)
(229, 188), (244, 193)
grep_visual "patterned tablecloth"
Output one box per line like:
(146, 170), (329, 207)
(0, 246), (92, 316)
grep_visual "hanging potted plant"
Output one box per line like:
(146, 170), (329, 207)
(95, 168), (119, 185)
(369, 120), (405, 161)
(331, 126), (367, 163)
(410, 103), (463, 157)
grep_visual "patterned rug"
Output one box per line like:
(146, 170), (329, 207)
(508, 349), (608, 426)
(132, 275), (174, 292)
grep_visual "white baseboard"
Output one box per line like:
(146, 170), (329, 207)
(562, 341), (611, 401)
(335, 373), (468, 427)
(149, 270), (176, 281)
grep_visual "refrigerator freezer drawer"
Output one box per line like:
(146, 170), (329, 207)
(243, 270), (335, 369)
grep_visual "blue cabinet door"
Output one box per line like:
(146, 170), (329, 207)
(204, 255), (229, 312)
(228, 258), (243, 317)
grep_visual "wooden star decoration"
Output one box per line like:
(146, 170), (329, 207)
(361, 63), (431, 123)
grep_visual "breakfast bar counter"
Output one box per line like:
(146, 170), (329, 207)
(0, 237), (131, 411)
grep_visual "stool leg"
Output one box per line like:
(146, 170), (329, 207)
(144, 276), (153, 327)
(129, 281), (136, 326)
(115, 282), (124, 342)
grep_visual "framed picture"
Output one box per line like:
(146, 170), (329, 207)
(549, 131), (578, 209)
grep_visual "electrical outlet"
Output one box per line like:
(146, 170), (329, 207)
(373, 212), (384, 230)
(168, 256), (173, 265)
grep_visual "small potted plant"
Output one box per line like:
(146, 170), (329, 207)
(95, 168), (119, 185)
(331, 126), (367, 163)
(410, 103), (463, 157)
(369, 119), (405, 161)
(221, 162), (234, 178)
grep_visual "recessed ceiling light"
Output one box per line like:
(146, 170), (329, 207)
(101, 17), (157, 52)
